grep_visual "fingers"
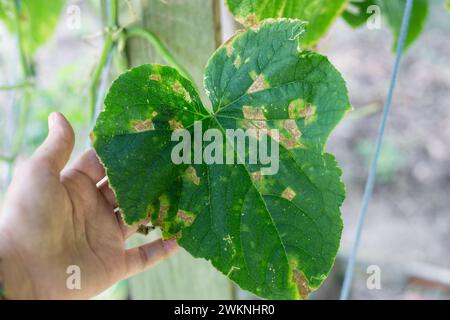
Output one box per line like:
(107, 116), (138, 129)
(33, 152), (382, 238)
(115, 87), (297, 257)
(70, 149), (117, 207)
(125, 238), (179, 278)
(71, 149), (105, 183)
(32, 112), (75, 175)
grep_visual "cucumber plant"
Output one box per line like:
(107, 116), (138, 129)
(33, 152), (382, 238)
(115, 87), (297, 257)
(93, 19), (351, 300)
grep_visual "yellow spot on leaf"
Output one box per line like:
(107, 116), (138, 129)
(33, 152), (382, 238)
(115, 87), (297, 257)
(243, 13), (258, 26)
(251, 171), (263, 183)
(149, 74), (161, 81)
(281, 187), (296, 201)
(184, 166), (200, 185)
(176, 209), (195, 227)
(89, 131), (97, 144)
(226, 43), (235, 57)
(169, 119), (184, 130)
(247, 73), (268, 94)
(132, 119), (155, 132)
(172, 80), (192, 103)
(233, 55), (242, 69)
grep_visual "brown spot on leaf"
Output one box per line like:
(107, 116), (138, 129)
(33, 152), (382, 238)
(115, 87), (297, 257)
(149, 74), (161, 81)
(136, 224), (154, 235)
(184, 166), (200, 185)
(281, 187), (296, 201)
(288, 99), (316, 123)
(243, 106), (266, 120)
(243, 13), (258, 26)
(169, 119), (184, 130)
(172, 80), (192, 103)
(280, 120), (305, 149)
(176, 209), (195, 227)
(299, 105), (316, 124)
(251, 171), (263, 183)
(292, 269), (311, 299)
(132, 119), (155, 132)
(247, 74), (267, 94)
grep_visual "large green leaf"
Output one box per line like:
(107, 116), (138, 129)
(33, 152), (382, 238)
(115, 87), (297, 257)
(93, 19), (351, 299)
(343, 0), (428, 51)
(0, 0), (65, 54)
(225, 0), (348, 47)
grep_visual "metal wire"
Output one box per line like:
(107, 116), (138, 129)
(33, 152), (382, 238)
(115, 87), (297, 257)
(340, 0), (414, 300)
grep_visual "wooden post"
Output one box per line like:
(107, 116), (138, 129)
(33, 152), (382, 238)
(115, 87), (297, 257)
(125, 0), (233, 299)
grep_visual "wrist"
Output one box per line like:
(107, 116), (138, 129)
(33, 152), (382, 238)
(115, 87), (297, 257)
(0, 229), (36, 299)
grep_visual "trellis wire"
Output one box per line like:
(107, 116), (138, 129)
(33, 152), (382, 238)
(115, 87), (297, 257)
(340, 0), (414, 300)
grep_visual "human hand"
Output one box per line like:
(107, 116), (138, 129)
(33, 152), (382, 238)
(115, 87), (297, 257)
(0, 112), (179, 299)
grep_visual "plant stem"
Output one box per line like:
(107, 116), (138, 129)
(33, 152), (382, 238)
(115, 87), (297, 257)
(89, 0), (118, 121)
(5, 0), (34, 178)
(90, 33), (114, 120)
(124, 26), (194, 83)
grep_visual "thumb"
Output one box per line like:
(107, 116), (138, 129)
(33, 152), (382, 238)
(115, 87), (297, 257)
(33, 112), (75, 174)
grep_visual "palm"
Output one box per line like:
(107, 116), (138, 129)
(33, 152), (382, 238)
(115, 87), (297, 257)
(0, 114), (178, 299)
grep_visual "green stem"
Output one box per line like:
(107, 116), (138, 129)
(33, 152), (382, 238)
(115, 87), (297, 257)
(90, 0), (119, 121)
(124, 26), (194, 83)
(13, 0), (32, 77)
(5, 0), (34, 177)
(90, 33), (114, 120)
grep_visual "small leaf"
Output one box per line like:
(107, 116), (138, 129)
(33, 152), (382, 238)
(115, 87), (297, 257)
(94, 19), (351, 299)
(225, 0), (348, 46)
(343, 0), (428, 51)
(380, 0), (428, 51)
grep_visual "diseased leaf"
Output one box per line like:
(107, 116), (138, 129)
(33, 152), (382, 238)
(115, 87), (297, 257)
(343, 0), (428, 51)
(0, 0), (65, 54)
(94, 19), (351, 299)
(225, 0), (348, 46)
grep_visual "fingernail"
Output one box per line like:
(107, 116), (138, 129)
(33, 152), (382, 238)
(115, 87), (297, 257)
(48, 112), (59, 130)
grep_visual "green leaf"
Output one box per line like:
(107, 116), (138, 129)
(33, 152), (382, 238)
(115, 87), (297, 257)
(380, 0), (428, 50)
(94, 19), (351, 299)
(342, 0), (377, 28)
(0, 0), (65, 54)
(343, 0), (428, 51)
(224, 0), (348, 46)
